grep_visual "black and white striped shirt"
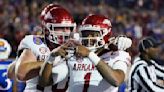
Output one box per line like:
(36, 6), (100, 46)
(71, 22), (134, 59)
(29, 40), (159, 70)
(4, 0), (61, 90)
(151, 60), (164, 81)
(128, 57), (164, 92)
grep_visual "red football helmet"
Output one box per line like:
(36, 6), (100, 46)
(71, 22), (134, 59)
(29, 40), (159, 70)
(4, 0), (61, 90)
(79, 14), (112, 50)
(41, 4), (76, 45)
(40, 4), (61, 24)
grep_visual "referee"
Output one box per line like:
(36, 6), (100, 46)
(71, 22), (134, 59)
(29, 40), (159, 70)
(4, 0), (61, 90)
(128, 37), (164, 92)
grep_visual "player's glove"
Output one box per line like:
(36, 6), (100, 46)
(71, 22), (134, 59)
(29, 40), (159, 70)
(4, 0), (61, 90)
(114, 35), (132, 50)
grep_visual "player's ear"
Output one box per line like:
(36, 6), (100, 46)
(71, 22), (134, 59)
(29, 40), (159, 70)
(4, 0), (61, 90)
(144, 49), (149, 54)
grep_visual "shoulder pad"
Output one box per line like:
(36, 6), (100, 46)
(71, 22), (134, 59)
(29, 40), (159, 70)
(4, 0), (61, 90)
(18, 35), (44, 51)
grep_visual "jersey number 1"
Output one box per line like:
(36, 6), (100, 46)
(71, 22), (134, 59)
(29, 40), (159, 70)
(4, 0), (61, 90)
(83, 72), (91, 92)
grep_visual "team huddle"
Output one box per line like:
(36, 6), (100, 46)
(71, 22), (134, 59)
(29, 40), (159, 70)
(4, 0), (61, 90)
(7, 3), (134, 92)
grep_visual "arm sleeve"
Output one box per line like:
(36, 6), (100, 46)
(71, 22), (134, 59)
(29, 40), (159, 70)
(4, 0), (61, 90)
(151, 60), (164, 80)
(52, 62), (68, 84)
(18, 35), (33, 51)
(112, 60), (128, 75)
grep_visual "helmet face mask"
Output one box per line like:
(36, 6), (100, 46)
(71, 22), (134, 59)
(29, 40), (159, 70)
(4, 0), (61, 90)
(80, 30), (104, 50)
(79, 14), (112, 51)
(46, 25), (72, 44)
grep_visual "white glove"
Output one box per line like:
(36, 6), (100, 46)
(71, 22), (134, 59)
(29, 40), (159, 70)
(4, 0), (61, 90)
(115, 35), (132, 50)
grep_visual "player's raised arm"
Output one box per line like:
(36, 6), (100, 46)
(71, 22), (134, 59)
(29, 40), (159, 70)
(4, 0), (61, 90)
(74, 14), (132, 87)
(39, 44), (69, 87)
(15, 48), (43, 81)
(75, 44), (124, 86)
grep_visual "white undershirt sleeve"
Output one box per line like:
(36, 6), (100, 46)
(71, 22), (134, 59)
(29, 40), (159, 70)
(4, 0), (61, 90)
(112, 61), (128, 75)
(52, 62), (68, 84)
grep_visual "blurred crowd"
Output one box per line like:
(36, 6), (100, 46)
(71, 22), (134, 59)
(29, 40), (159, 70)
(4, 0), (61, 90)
(0, 0), (164, 62)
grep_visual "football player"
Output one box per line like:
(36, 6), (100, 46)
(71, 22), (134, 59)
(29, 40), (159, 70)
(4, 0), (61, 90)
(8, 4), (76, 92)
(39, 14), (132, 92)
(66, 14), (132, 92)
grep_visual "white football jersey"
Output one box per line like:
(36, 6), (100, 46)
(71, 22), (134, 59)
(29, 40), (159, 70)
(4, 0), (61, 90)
(17, 35), (68, 92)
(67, 50), (131, 92)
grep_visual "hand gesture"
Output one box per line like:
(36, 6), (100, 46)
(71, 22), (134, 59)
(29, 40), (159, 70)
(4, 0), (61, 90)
(75, 44), (90, 57)
(47, 43), (71, 64)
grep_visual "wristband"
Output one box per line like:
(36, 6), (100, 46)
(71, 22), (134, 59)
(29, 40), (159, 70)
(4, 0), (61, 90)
(88, 52), (101, 65)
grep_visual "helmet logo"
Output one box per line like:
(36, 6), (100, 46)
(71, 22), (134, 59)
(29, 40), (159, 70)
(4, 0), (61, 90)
(103, 19), (111, 26)
(44, 11), (53, 20)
